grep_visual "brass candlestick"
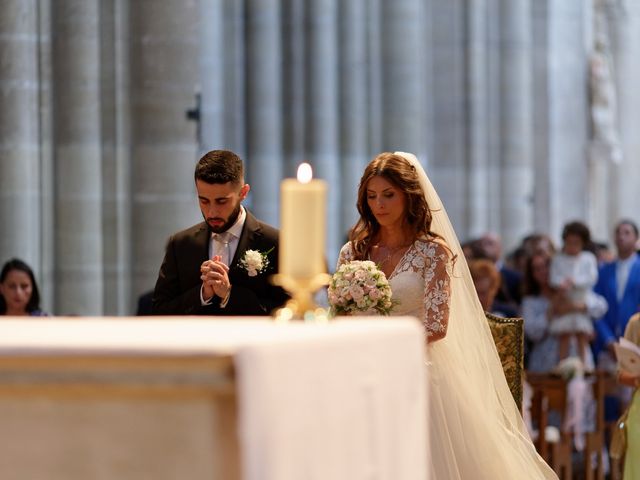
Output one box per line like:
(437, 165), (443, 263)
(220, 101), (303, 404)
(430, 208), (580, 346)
(270, 273), (332, 322)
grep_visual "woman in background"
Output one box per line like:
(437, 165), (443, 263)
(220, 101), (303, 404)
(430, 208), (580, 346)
(0, 258), (48, 316)
(522, 252), (606, 372)
(618, 312), (640, 477)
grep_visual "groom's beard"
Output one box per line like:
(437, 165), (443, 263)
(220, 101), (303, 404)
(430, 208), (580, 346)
(206, 203), (242, 234)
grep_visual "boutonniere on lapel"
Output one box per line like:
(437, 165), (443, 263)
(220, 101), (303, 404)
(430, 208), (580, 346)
(239, 247), (274, 277)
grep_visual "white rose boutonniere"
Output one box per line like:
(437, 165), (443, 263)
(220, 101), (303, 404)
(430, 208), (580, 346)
(239, 247), (273, 277)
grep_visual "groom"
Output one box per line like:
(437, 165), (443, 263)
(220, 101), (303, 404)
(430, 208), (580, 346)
(152, 149), (288, 315)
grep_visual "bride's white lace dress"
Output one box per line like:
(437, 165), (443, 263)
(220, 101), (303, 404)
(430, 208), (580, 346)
(338, 238), (556, 479)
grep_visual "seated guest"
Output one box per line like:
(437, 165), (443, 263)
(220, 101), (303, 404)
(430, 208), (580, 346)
(508, 233), (556, 275)
(461, 237), (483, 261)
(521, 232), (556, 258)
(469, 258), (517, 317)
(479, 232), (523, 313)
(522, 252), (607, 458)
(593, 241), (615, 265)
(0, 258), (48, 316)
(521, 252), (606, 373)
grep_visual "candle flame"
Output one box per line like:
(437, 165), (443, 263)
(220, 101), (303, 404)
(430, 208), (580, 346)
(297, 163), (313, 184)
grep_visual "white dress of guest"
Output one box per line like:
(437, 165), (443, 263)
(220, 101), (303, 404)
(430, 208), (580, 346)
(549, 251), (598, 335)
(523, 291), (608, 373)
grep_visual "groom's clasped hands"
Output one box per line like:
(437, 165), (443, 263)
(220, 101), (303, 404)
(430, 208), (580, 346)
(200, 256), (230, 302)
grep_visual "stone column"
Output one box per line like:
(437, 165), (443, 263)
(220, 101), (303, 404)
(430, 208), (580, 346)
(339, 0), (368, 238)
(381, 0), (425, 157)
(221, 0), (246, 157)
(465, 0), (489, 237)
(367, 0), (382, 155)
(100, 0), (131, 314)
(545, 0), (590, 239)
(306, 0), (340, 265)
(130, 0), (200, 300)
(499, 0), (533, 251)
(200, 0), (245, 156)
(245, 0), (282, 225)
(52, 0), (103, 315)
(198, 0), (225, 153)
(0, 0), (41, 266)
(587, 1), (614, 242)
(38, 0), (55, 312)
(531, 0), (552, 234)
(430, 2), (467, 231)
(282, 0), (306, 176)
(421, 0), (435, 165)
(609, 0), (640, 228)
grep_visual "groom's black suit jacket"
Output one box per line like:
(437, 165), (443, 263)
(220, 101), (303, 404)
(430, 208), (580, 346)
(152, 211), (288, 316)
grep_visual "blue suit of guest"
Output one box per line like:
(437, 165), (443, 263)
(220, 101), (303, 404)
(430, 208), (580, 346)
(593, 254), (640, 356)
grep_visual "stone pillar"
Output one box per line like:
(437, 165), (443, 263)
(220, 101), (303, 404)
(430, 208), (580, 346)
(245, 0), (282, 225)
(52, 0), (103, 315)
(198, 0), (225, 154)
(431, 2), (467, 231)
(609, 0), (640, 229)
(130, 0), (200, 300)
(499, 0), (533, 251)
(38, 0), (55, 312)
(465, 0), (489, 238)
(422, 0), (435, 166)
(306, 0), (340, 265)
(100, 0), (132, 314)
(367, 0), (382, 155)
(381, 0), (425, 157)
(531, 0), (552, 234)
(0, 0), (41, 266)
(339, 0), (368, 238)
(282, 0), (306, 176)
(221, 0), (246, 157)
(545, 0), (590, 240)
(587, 1), (614, 243)
(200, 0), (245, 156)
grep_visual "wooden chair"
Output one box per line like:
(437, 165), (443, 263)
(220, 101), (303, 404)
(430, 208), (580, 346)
(602, 372), (624, 480)
(485, 312), (524, 410)
(527, 371), (607, 480)
(528, 373), (573, 479)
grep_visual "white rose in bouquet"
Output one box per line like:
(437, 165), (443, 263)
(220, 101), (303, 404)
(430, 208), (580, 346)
(328, 260), (395, 316)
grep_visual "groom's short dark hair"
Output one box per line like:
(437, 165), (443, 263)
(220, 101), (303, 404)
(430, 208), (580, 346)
(195, 150), (244, 185)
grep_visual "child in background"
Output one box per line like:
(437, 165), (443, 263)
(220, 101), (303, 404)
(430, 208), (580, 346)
(549, 221), (598, 367)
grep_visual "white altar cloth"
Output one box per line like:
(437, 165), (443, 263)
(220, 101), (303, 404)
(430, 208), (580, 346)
(0, 317), (427, 480)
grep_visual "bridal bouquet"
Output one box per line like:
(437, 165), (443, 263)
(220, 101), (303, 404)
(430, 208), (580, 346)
(328, 260), (394, 316)
(554, 356), (585, 380)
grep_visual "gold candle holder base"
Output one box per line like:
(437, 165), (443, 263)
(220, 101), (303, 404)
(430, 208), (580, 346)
(270, 273), (332, 322)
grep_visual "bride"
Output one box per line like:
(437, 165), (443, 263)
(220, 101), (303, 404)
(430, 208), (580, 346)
(336, 152), (557, 479)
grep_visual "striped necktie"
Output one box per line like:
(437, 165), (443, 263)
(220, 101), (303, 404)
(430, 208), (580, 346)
(213, 231), (232, 266)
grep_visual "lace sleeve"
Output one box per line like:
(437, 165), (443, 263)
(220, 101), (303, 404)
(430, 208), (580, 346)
(422, 241), (451, 342)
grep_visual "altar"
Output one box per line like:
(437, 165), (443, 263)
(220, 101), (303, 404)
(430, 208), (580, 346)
(0, 317), (427, 480)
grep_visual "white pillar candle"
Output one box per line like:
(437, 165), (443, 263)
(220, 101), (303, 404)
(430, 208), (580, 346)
(280, 163), (327, 279)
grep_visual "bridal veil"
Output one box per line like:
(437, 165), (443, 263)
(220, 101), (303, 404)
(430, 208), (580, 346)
(394, 152), (556, 479)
